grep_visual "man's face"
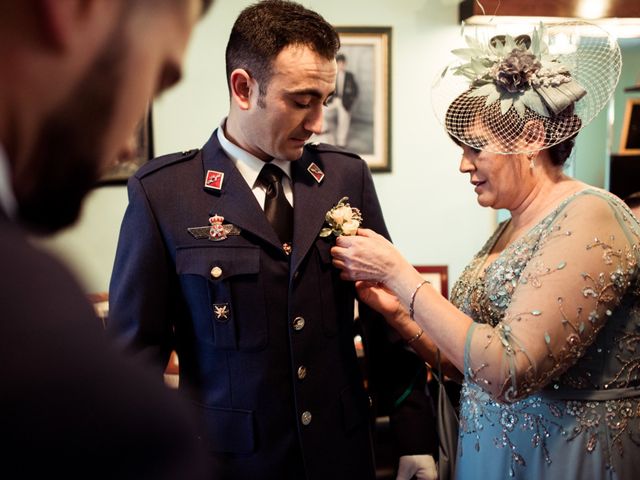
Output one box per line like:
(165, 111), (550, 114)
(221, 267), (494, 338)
(18, 0), (201, 233)
(242, 45), (337, 162)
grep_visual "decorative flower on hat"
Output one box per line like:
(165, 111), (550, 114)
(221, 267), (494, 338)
(450, 24), (586, 118)
(431, 21), (621, 155)
(320, 197), (362, 238)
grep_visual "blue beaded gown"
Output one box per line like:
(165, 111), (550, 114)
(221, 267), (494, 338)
(450, 189), (640, 479)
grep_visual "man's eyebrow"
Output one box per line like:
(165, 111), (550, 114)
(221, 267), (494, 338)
(285, 88), (325, 99)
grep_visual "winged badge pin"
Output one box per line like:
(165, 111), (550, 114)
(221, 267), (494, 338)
(187, 214), (241, 241)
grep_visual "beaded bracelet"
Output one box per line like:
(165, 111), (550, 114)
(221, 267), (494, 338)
(409, 280), (430, 320)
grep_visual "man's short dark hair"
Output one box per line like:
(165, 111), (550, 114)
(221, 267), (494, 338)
(225, 0), (340, 99)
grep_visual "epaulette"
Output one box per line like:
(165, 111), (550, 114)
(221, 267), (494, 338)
(305, 142), (362, 160)
(135, 148), (200, 179)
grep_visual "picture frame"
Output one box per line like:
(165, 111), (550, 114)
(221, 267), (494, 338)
(620, 98), (640, 155)
(98, 108), (154, 184)
(414, 265), (449, 299)
(313, 26), (392, 172)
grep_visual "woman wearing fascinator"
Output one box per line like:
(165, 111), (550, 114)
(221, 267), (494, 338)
(332, 22), (640, 479)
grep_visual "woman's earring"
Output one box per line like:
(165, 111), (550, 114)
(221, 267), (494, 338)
(527, 152), (536, 169)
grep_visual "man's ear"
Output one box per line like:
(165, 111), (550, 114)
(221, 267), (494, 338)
(230, 69), (256, 111)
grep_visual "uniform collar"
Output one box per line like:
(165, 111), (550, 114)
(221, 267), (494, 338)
(216, 118), (292, 187)
(0, 143), (17, 219)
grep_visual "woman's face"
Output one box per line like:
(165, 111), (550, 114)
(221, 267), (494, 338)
(458, 141), (532, 210)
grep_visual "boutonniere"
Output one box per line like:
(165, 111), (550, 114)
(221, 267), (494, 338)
(319, 197), (363, 238)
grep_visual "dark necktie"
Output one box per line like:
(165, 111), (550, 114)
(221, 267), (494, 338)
(258, 163), (293, 245)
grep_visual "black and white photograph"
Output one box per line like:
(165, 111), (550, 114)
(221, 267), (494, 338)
(313, 27), (392, 172)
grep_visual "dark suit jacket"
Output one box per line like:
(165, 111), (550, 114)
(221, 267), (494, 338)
(108, 132), (435, 480)
(0, 210), (209, 479)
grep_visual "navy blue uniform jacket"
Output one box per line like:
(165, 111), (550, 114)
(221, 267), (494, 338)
(109, 132), (435, 479)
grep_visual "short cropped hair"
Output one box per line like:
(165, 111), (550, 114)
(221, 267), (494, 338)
(225, 0), (340, 98)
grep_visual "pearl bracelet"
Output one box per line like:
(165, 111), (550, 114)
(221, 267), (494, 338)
(409, 280), (430, 321)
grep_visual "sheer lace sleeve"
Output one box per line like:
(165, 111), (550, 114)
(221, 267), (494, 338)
(464, 192), (640, 402)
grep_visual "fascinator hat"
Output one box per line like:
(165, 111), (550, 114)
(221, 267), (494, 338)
(431, 22), (621, 154)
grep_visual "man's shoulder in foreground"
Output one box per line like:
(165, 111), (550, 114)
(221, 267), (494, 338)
(0, 222), (209, 479)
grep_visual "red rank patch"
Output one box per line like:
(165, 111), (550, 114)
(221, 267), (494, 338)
(204, 170), (224, 190)
(307, 162), (325, 184)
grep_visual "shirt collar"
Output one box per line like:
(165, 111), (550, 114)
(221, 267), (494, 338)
(0, 143), (17, 218)
(216, 119), (292, 187)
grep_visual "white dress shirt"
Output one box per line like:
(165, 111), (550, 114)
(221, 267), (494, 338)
(217, 120), (294, 208)
(0, 143), (17, 218)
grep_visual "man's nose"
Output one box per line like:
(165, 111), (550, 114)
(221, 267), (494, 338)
(305, 105), (324, 135)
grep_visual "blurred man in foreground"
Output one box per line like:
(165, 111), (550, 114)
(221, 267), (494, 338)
(0, 1), (212, 477)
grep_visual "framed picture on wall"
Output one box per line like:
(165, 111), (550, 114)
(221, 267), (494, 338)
(620, 98), (640, 155)
(414, 265), (449, 299)
(312, 27), (392, 172)
(98, 108), (154, 184)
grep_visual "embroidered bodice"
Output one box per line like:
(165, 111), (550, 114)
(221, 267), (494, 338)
(450, 190), (640, 477)
(452, 189), (640, 402)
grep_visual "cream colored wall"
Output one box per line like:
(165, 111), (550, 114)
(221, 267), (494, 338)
(38, 0), (499, 294)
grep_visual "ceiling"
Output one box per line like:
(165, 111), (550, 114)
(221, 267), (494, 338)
(458, 0), (640, 38)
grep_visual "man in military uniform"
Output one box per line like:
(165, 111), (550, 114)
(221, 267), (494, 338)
(109, 1), (437, 479)
(0, 0), (213, 477)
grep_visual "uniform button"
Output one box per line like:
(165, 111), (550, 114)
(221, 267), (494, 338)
(297, 366), (307, 380)
(210, 266), (223, 279)
(292, 316), (305, 331)
(301, 411), (312, 426)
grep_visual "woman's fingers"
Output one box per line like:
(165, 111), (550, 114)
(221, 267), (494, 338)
(340, 270), (356, 281)
(356, 228), (377, 238)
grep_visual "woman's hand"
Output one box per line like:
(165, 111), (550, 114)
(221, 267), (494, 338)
(331, 229), (410, 289)
(355, 281), (410, 331)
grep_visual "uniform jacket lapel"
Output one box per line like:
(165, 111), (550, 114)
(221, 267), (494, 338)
(200, 133), (282, 251)
(290, 151), (338, 273)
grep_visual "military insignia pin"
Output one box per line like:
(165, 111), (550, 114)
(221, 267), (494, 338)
(187, 214), (241, 241)
(209, 214), (227, 241)
(204, 170), (224, 190)
(213, 303), (230, 321)
(307, 163), (325, 184)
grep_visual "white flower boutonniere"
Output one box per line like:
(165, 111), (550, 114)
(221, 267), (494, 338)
(319, 197), (363, 238)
